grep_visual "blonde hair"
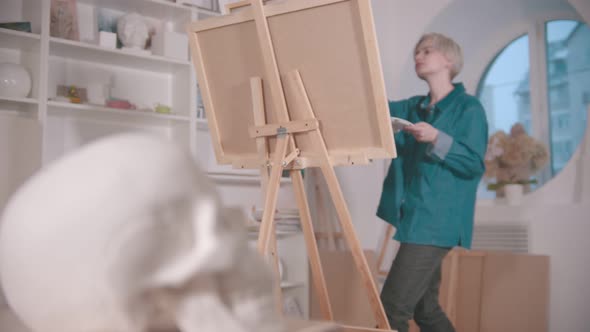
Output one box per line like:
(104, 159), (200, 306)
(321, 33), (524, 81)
(415, 33), (463, 79)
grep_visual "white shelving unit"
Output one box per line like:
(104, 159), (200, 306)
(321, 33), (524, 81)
(47, 100), (191, 125)
(76, 0), (206, 20)
(1, 0), (221, 163)
(0, 27), (40, 50)
(0, 0), (42, 118)
(48, 37), (192, 73)
(0, 95), (38, 110)
(0, 0), (308, 321)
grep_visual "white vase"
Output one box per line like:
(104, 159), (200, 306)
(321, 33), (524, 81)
(0, 63), (32, 98)
(504, 184), (524, 205)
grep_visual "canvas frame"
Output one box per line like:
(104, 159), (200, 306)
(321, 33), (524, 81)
(187, 0), (395, 170)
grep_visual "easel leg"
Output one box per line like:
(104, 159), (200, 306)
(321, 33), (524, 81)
(251, 76), (286, 312)
(256, 121), (288, 254)
(291, 169), (334, 321)
(256, 135), (288, 313)
(319, 163), (390, 329)
(283, 69), (391, 330)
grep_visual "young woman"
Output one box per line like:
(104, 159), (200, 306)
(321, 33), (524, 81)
(377, 33), (489, 332)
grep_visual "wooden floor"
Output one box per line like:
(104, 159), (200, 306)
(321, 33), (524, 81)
(0, 306), (350, 332)
(0, 306), (399, 332)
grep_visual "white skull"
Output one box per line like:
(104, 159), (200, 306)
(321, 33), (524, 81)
(0, 133), (285, 332)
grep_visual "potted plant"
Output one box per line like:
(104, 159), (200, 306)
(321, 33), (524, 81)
(484, 123), (549, 204)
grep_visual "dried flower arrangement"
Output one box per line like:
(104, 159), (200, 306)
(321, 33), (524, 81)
(484, 123), (550, 191)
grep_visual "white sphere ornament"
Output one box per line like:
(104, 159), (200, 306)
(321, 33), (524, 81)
(117, 12), (149, 49)
(0, 63), (32, 98)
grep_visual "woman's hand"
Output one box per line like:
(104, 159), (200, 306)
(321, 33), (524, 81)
(403, 122), (439, 143)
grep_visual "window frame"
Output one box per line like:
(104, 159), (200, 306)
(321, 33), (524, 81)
(475, 13), (586, 193)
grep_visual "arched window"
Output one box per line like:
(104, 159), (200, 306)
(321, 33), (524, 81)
(546, 20), (589, 174)
(478, 35), (531, 138)
(476, 19), (590, 199)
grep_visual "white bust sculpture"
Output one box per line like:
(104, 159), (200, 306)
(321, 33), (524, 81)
(0, 133), (285, 332)
(117, 12), (149, 49)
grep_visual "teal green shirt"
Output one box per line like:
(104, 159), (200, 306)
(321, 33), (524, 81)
(376, 83), (488, 249)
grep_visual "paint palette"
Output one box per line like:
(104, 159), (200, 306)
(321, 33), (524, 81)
(391, 117), (413, 133)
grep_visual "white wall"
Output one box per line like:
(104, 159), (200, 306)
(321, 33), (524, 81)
(0, 116), (41, 211)
(569, 0), (590, 23)
(528, 207), (590, 332)
(0, 114), (41, 329)
(372, 0), (454, 99)
(339, 0), (590, 331)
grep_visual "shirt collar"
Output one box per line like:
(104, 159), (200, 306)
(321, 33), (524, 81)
(420, 83), (465, 112)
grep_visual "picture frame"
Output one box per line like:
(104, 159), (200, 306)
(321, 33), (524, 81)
(50, 0), (79, 41)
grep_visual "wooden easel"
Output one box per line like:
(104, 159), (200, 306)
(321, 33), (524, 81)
(237, 0), (391, 329)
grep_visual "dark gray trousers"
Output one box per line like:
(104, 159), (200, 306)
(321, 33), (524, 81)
(380, 243), (456, 332)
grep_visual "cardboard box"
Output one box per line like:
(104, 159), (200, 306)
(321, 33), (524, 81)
(409, 250), (549, 332)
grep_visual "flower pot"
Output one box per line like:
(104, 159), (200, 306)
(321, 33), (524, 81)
(504, 184), (524, 205)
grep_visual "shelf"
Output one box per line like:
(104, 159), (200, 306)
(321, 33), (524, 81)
(208, 171), (292, 185)
(49, 37), (191, 73)
(0, 96), (38, 118)
(47, 100), (190, 125)
(77, 0), (193, 21)
(0, 28), (41, 51)
(248, 228), (302, 239)
(0, 96), (38, 105)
